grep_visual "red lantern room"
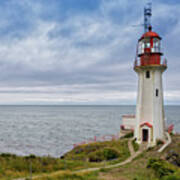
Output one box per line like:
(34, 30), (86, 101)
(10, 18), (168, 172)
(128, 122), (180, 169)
(138, 26), (163, 66)
(134, 26), (167, 68)
(134, 3), (167, 69)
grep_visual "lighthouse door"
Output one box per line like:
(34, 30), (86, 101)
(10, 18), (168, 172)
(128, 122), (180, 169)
(142, 129), (148, 142)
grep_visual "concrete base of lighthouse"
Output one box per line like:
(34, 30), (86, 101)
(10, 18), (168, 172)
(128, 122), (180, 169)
(134, 65), (167, 146)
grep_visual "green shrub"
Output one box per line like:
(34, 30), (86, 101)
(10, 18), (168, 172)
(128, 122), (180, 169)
(146, 147), (155, 152)
(36, 172), (99, 180)
(88, 151), (104, 162)
(162, 175), (180, 180)
(64, 139), (129, 162)
(147, 158), (175, 178)
(25, 154), (37, 159)
(157, 140), (164, 145)
(89, 148), (119, 162)
(0, 153), (17, 158)
(103, 148), (119, 160)
(124, 132), (133, 138)
(72, 144), (104, 155)
(132, 139), (139, 152)
(99, 168), (109, 172)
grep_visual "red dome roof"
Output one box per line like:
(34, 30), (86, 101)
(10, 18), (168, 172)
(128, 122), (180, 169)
(139, 27), (161, 40)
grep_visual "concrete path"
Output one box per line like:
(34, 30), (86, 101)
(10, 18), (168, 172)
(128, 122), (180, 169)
(77, 139), (147, 173)
(128, 138), (135, 156)
(158, 132), (171, 153)
(14, 138), (147, 180)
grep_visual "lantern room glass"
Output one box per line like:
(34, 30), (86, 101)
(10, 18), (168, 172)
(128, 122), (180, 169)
(152, 38), (160, 53)
(138, 37), (161, 55)
(138, 38), (150, 55)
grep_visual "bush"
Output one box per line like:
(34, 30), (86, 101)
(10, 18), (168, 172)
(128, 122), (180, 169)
(25, 154), (37, 160)
(157, 140), (164, 145)
(88, 150), (105, 162)
(73, 144), (103, 155)
(147, 158), (175, 178)
(0, 153), (17, 158)
(89, 148), (119, 162)
(124, 132), (133, 138)
(146, 147), (155, 152)
(64, 139), (129, 162)
(132, 139), (139, 152)
(103, 148), (120, 160)
(162, 175), (180, 180)
(99, 168), (109, 172)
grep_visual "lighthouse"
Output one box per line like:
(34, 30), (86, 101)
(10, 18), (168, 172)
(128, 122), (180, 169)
(134, 4), (167, 146)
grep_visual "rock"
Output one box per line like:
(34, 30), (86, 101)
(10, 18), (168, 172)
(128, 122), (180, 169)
(166, 150), (180, 167)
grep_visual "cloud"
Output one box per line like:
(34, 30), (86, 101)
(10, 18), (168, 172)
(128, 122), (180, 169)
(0, 0), (179, 104)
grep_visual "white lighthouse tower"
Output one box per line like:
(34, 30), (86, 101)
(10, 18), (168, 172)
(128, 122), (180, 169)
(134, 4), (167, 146)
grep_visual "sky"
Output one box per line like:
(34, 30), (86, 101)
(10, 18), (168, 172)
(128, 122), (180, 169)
(0, 0), (179, 105)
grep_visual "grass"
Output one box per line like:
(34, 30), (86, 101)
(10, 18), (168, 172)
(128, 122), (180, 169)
(132, 139), (139, 152)
(0, 153), (95, 179)
(147, 158), (180, 179)
(0, 139), (130, 179)
(122, 131), (134, 138)
(32, 171), (99, 180)
(99, 134), (180, 180)
(0, 134), (179, 180)
(63, 139), (130, 163)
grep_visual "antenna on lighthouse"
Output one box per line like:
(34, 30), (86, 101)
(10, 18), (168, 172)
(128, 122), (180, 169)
(144, 2), (152, 32)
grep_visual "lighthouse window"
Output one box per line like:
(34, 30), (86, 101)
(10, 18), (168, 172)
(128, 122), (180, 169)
(153, 38), (160, 52)
(144, 38), (151, 48)
(146, 71), (150, 78)
(156, 89), (159, 97)
(145, 42), (150, 48)
(138, 41), (144, 54)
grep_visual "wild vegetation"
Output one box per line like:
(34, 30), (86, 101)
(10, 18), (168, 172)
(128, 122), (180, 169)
(32, 172), (99, 180)
(99, 134), (180, 180)
(147, 158), (180, 179)
(62, 139), (130, 163)
(0, 139), (130, 179)
(132, 139), (139, 152)
(0, 134), (179, 180)
(0, 153), (83, 179)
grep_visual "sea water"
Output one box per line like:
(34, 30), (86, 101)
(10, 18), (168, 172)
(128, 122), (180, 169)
(0, 105), (179, 157)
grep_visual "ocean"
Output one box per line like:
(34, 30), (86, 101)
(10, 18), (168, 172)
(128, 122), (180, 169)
(0, 105), (179, 157)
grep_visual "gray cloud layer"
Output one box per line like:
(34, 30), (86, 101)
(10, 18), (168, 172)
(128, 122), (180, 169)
(0, 0), (179, 104)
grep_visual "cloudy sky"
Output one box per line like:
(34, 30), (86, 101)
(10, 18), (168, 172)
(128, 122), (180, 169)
(0, 0), (179, 105)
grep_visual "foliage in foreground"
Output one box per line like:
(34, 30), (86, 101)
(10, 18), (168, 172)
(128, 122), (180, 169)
(147, 158), (180, 179)
(0, 139), (130, 179)
(123, 131), (134, 138)
(32, 172), (99, 180)
(88, 148), (120, 162)
(0, 153), (86, 179)
(63, 139), (130, 163)
(132, 139), (139, 152)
